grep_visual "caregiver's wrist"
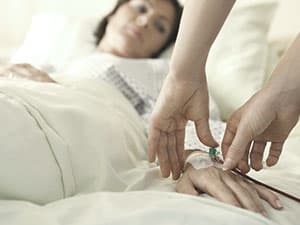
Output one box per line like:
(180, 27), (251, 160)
(266, 34), (300, 110)
(168, 54), (207, 81)
(265, 76), (300, 113)
(167, 67), (207, 83)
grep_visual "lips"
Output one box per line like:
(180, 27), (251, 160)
(124, 25), (143, 42)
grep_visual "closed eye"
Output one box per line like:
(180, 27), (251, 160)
(138, 4), (148, 13)
(154, 21), (166, 34)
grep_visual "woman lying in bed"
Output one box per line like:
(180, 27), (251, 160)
(0, 0), (281, 215)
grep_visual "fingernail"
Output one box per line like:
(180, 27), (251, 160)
(222, 158), (234, 171)
(276, 200), (283, 209)
(213, 140), (219, 147)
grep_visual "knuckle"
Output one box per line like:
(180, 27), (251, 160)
(202, 167), (220, 180)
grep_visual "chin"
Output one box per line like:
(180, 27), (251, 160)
(116, 49), (134, 58)
(117, 47), (139, 58)
(117, 37), (146, 58)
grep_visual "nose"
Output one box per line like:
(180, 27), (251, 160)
(135, 15), (150, 28)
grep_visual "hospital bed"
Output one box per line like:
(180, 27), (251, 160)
(0, 0), (299, 224)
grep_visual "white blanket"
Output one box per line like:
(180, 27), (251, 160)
(0, 192), (279, 225)
(0, 78), (299, 225)
(0, 78), (148, 203)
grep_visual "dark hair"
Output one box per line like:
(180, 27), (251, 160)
(94, 0), (182, 58)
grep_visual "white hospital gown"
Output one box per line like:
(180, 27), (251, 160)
(56, 52), (226, 152)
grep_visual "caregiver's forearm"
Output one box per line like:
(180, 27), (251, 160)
(265, 34), (300, 111)
(169, 0), (235, 79)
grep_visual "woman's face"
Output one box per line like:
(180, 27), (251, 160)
(98, 0), (176, 58)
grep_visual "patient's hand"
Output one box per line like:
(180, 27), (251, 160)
(0, 63), (55, 83)
(176, 165), (283, 216)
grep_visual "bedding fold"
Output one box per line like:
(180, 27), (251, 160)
(0, 78), (147, 204)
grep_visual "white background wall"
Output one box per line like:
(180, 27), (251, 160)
(0, 0), (299, 59)
(0, 0), (117, 58)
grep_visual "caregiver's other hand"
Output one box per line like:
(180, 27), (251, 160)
(176, 165), (283, 215)
(222, 88), (299, 173)
(148, 73), (218, 180)
(0, 63), (54, 82)
(222, 34), (300, 172)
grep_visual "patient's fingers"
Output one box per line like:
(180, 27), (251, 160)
(250, 141), (266, 171)
(147, 126), (159, 163)
(238, 180), (266, 215)
(222, 173), (264, 214)
(167, 132), (181, 180)
(191, 170), (241, 207)
(252, 183), (283, 209)
(205, 180), (241, 207)
(157, 132), (170, 177)
(266, 142), (284, 167)
(176, 128), (185, 169)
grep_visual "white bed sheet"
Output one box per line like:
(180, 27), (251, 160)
(0, 76), (298, 224)
(0, 191), (280, 225)
(1, 130), (296, 225)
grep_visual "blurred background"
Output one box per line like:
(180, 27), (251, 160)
(0, 0), (299, 61)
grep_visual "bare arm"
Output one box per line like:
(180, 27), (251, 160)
(170, 0), (236, 78)
(265, 33), (300, 108)
(148, 0), (235, 179)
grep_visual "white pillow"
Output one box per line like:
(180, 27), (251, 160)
(10, 10), (174, 69)
(10, 13), (99, 71)
(206, 0), (278, 120)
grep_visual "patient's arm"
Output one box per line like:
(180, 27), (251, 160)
(0, 63), (55, 83)
(176, 150), (282, 215)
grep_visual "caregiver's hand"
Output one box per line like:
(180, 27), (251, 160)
(222, 34), (300, 172)
(222, 88), (300, 173)
(176, 164), (283, 215)
(148, 73), (218, 180)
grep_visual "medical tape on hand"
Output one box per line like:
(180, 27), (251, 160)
(184, 151), (222, 170)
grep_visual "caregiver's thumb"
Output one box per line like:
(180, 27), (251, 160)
(222, 122), (253, 171)
(195, 118), (219, 148)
